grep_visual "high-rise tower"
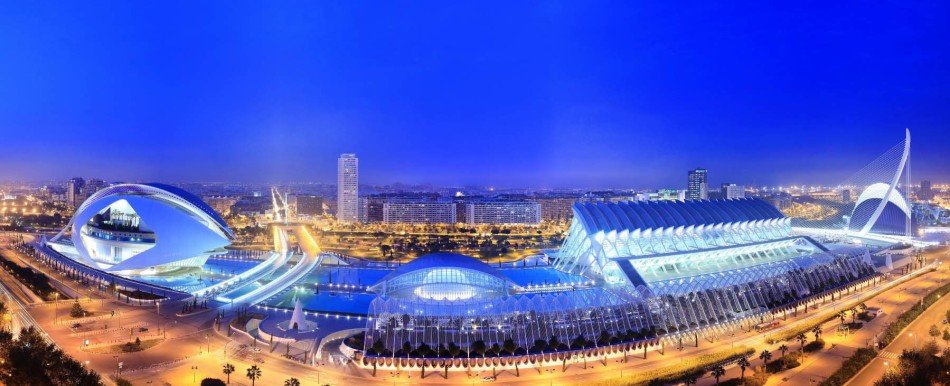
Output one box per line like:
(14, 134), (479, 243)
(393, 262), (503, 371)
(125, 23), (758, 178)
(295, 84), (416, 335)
(337, 154), (359, 223)
(687, 168), (708, 200)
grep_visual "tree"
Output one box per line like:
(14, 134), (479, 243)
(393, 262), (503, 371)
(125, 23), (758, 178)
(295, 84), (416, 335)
(710, 365), (726, 385)
(759, 349), (772, 364)
(502, 338), (517, 356)
(201, 379), (227, 386)
(812, 325), (823, 342)
(943, 329), (950, 348)
(929, 324), (941, 341)
(548, 336), (559, 351)
(778, 344), (789, 359)
(737, 357), (750, 381)
(471, 340), (487, 357)
(284, 378), (301, 386)
(246, 365), (262, 386)
(796, 333), (808, 353)
(70, 302), (85, 318)
(850, 307), (858, 324)
(684, 373), (699, 386)
(837, 311), (847, 325)
(222, 363), (235, 384)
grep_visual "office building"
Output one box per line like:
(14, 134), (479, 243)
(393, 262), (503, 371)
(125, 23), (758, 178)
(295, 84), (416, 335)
(337, 154), (359, 223)
(66, 177), (85, 207)
(721, 183), (745, 200)
(687, 168), (708, 200)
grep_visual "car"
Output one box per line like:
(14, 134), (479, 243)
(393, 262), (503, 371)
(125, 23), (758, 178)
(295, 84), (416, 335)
(480, 376), (496, 382)
(71, 323), (82, 328)
(942, 319), (948, 325)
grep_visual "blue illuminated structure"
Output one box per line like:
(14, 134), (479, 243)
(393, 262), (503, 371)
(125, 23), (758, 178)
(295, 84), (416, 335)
(365, 199), (875, 357)
(49, 183), (235, 274)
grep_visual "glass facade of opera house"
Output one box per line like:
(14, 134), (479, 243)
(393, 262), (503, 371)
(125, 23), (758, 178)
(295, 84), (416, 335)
(364, 198), (875, 356)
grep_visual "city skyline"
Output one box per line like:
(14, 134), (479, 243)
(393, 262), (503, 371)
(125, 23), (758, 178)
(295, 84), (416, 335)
(1, 2), (949, 187)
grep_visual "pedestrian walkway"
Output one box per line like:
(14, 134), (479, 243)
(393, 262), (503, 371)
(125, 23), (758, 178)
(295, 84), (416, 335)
(878, 351), (899, 360)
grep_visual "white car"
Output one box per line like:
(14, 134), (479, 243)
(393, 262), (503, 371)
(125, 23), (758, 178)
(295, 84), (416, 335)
(481, 376), (496, 382)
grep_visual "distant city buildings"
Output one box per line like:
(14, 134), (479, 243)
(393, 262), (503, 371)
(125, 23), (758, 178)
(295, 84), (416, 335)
(203, 196), (239, 217)
(529, 195), (577, 223)
(337, 153), (359, 223)
(465, 201), (541, 225)
(687, 168), (708, 200)
(383, 201), (457, 224)
(768, 195), (792, 210)
(65, 177), (110, 207)
(920, 180), (934, 201)
(295, 195), (324, 216)
(721, 183), (745, 200)
(66, 177), (84, 207)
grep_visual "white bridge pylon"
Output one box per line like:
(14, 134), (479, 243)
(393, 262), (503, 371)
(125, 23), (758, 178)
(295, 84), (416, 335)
(859, 128), (911, 236)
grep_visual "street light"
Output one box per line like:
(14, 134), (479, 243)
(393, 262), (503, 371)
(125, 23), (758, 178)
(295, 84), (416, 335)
(192, 365), (198, 383)
(52, 292), (59, 323)
(910, 332), (917, 349)
(155, 300), (161, 332)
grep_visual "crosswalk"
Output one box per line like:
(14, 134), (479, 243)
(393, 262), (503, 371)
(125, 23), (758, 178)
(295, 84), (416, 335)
(879, 351), (900, 360)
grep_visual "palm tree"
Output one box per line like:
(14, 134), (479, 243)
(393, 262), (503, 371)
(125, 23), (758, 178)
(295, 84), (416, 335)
(837, 311), (846, 325)
(222, 363), (235, 384)
(850, 307), (858, 324)
(684, 373), (699, 386)
(246, 365), (262, 386)
(811, 325), (822, 341)
(284, 378), (301, 386)
(778, 344), (789, 359)
(796, 333), (808, 354)
(710, 365), (726, 385)
(759, 349), (772, 364)
(737, 357), (750, 381)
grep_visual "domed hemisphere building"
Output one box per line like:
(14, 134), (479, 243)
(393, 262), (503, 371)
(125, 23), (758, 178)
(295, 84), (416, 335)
(48, 183), (235, 274)
(363, 198), (876, 357)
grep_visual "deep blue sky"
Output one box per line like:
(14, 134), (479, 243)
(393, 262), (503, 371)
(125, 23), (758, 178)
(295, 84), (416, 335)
(1, 2), (948, 188)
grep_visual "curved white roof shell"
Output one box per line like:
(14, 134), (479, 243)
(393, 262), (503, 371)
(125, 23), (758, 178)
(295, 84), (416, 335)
(853, 182), (912, 218)
(54, 183), (234, 272)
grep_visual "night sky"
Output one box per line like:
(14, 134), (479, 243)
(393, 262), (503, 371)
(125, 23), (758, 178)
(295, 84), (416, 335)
(1, 2), (948, 188)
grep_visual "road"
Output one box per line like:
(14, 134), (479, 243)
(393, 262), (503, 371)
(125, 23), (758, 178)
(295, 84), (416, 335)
(845, 249), (950, 386)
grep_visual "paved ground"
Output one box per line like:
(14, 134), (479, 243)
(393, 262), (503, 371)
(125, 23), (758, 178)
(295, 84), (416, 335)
(845, 251), (950, 386)
(2, 230), (948, 386)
